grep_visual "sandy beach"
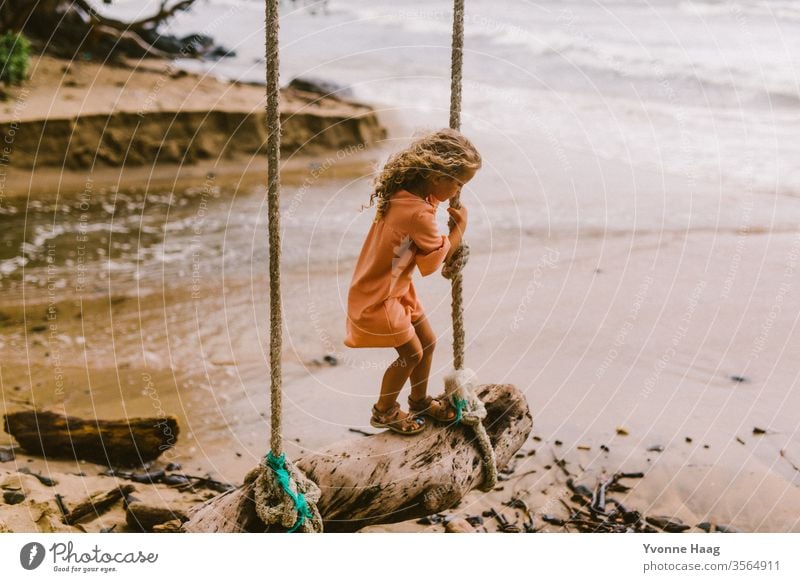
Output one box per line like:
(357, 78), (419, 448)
(3, 2), (800, 533)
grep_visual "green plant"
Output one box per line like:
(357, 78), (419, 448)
(0, 31), (31, 86)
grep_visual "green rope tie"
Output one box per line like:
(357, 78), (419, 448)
(452, 395), (466, 424)
(265, 451), (312, 533)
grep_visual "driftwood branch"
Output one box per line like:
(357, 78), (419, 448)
(183, 383), (532, 533)
(63, 484), (136, 525)
(3, 410), (179, 466)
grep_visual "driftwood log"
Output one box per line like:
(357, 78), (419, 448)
(3, 410), (179, 466)
(183, 383), (531, 533)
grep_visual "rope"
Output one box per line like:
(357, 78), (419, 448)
(252, 0), (323, 533)
(444, 370), (497, 491)
(447, 0), (467, 371)
(442, 0), (497, 492)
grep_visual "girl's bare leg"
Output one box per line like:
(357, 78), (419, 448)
(375, 335), (423, 412)
(409, 316), (436, 401)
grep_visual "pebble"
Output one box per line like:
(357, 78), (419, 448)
(3, 490), (25, 505)
(0, 447), (15, 462)
(445, 518), (475, 533)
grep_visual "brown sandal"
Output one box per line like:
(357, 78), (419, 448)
(408, 394), (457, 423)
(370, 402), (426, 435)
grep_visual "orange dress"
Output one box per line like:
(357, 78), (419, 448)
(344, 189), (452, 348)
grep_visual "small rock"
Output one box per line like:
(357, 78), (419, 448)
(616, 426), (629, 436)
(696, 522), (713, 532)
(685, 437), (693, 443)
(3, 490), (25, 505)
(416, 514), (444, 525)
(715, 523), (740, 533)
(323, 354), (338, 366)
(165, 463), (182, 471)
(752, 427), (767, 435)
(554, 440), (563, 446)
(600, 444), (610, 452)
(288, 77), (354, 99)
(729, 375), (749, 383)
(445, 518), (475, 533)
(0, 447), (15, 462)
(465, 515), (484, 527)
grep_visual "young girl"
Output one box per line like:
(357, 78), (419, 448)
(344, 128), (482, 435)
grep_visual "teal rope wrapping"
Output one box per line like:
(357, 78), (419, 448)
(265, 451), (312, 533)
(452, 395), (466, 424)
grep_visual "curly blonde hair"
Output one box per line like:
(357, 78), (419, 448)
(365, 128), (482, 221)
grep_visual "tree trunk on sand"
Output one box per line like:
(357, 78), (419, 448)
(182, 383), (532, 533)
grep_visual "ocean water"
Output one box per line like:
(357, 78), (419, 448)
(4, 0), (800, 287)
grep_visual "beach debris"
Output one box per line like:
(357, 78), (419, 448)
(616, 426), (629, 436)
(465, 515), (484, 527)
(542, 514), (565, 526)
(752, 427), (767, 435)
(99, 525), (117, 533)
(3, 490), (25, 505)
(152, 519), (184, 533)
(646, 515), (691, 533)
(130, 469), (166, 484)
(533, 436), (542, 442)
(729, 375), (749, 383)
(685, 437), (693, 443)
(735, 437), (745, 445)
(715, 523), (741, 533)
(577, 445), (591, 451)
(704, 444), (710, 449)
(126, 500), (190, 532)
(348, 428), (375, 437)
(323, 354), (338, 366)
(696, 522), (712, 532)
(165, 462), (182, 471)
(600, 444), (610, 452)
(554, 440), (563, 446)
(162, 474), (190, 487)
(17, 467), (57, 486)
(4, 410), (179, 466)
(54, 493), (69, 519)
(0, 446), (15, 462)
(416, 514), (445, 525)
(62, 484), (135, 525)
(503, 497), (535, 532)
(779, 449), (800, 473)
(647, 445), (664, 452)
(445, 518), (475, 533)
(553, 455), (572, 477)
(484, 508), (521, 533)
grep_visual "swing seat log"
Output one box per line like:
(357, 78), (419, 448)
(182, 383), (531, 533)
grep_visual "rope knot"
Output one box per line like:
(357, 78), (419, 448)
(251, 450), (324, 532)
(444, 368), (497, 491)
(441, 240), (470, 279)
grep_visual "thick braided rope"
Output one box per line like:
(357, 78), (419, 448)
(253, 0), (322, 532)
(447, 0), (467, 370)
(445, 370), (498, 492)
(442, 1), (496, 490)
(266, 0), (282, 459)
